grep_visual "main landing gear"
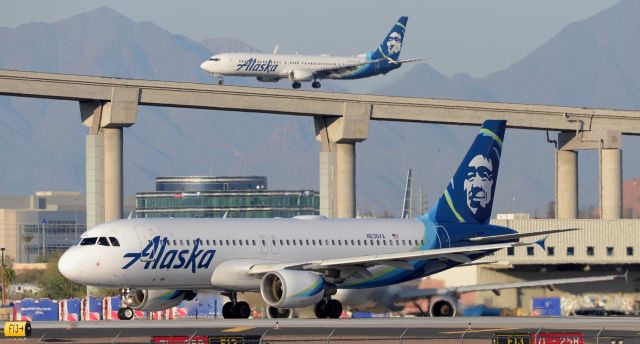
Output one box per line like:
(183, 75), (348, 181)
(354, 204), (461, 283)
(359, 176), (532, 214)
(117, 288), (134, 320)
(314, 298), (342, 319)
(312, 81), (321, 89)
(221, 292), (251, 319)
(291, 81), (302, 89)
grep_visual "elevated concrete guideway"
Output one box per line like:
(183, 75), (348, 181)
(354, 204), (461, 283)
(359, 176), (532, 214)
(2, 69), (640, 132)
(1, 69), (639, 223)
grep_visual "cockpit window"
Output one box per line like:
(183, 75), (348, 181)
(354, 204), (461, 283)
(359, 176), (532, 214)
(98, 237), (110, 246)
(108, 237), (120, 247)
(80, 237), (98, 246)
(208, 57), (220, 62)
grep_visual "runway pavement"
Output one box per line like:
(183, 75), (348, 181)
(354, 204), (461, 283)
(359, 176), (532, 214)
(3, 317), (639, 343)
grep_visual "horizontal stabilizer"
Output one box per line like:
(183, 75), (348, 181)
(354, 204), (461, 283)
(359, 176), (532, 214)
(468, 228), (579, 244)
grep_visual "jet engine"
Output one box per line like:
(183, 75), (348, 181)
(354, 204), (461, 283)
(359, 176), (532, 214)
(127, 289), (196, 311)
(266, 306), (295, 319)
(260, 270), (325, 308)
(288, 70), (314, 82)
(429, 296), (458, 317)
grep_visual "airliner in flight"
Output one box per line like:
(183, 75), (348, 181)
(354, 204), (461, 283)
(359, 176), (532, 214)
(59, 120), (576, 320)
(199, 16), (423, 89)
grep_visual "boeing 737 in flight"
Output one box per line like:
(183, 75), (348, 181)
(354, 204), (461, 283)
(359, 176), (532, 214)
(199, 16), (423, 89)
(59, 120), (579, 320)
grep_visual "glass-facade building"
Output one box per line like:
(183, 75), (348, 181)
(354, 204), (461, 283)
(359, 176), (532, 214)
(136, 176), (319, 218)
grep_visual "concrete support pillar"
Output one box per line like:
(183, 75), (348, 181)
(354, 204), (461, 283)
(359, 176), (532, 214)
(600, 148), (622, 219)
(103, 127), (123, 222)
(555, 150), (578, 219)
(335, 142), (356, 218)
(318, 150), (334, 217)
(86, 134), (104, 229)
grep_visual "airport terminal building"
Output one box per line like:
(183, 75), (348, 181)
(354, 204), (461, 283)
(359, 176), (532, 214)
(136, 176), (319, 218)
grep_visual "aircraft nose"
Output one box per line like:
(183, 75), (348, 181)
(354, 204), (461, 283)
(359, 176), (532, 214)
(200, 60), (211, 72)
(58, 249), (83, 283)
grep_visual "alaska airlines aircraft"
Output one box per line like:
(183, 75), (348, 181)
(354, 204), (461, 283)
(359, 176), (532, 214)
(199, 16), (423, 89)
(58, 120), (574, 320)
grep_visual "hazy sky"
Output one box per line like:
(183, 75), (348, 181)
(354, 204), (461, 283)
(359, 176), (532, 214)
(3, 0), (618, 79)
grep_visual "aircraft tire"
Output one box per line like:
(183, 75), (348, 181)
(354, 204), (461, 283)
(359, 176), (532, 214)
(233, 301), (251, 319)
(314, 299), (327, 318)
(222, 302), (235, 319)
(312, 81), (321, 88)
(292, 82), (302, 89)
(118, 307), (134, 320)
(325, 299), (342, 319)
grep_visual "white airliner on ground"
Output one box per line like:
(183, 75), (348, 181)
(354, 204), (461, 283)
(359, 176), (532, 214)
(199, 16), (424, 89)
(59, 120), (597, 320)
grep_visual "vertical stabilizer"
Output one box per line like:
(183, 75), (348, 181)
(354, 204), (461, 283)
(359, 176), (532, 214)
(424, 120), (507, 225)
(371, 16), (408, 61)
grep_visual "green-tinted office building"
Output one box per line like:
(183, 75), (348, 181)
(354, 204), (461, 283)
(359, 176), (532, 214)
(136, 176), (319, 218)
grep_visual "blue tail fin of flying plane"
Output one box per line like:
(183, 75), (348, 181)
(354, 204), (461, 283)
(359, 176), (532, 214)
(425, 120), (507, 225)
(371, 16), (408, 61)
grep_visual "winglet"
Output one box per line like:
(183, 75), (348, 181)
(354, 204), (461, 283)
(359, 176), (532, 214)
(535, 236), (548, 250)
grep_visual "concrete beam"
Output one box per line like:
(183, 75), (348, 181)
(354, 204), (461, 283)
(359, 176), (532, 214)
(558, 130), (621, 151)
(4, 70), (640, 134)
(325, 102), (371, 143)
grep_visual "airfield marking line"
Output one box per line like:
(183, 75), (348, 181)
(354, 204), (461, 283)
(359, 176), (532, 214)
(223, 326), (255, 333)
(441, 327), (521, 334)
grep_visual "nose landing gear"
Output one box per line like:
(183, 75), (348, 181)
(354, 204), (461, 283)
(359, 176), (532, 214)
(117, 288), (134, 320)
(221, 292), (251, 319)
(210, 73), (224, 85)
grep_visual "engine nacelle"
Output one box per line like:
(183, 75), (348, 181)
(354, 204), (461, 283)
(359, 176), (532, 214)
(266, 306), (295, 319)
(288, 70), (314, 82)
(260, 270), (325, 308)
(127, 289), (194, 311)
(429, 296), (458, 317)
(256, 76), (280, 82)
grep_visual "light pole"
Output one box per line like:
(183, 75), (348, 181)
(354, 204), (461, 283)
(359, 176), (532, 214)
(1, 247), (6, 306)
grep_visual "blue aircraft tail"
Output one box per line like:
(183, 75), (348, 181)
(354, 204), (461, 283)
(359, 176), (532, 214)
(370, 16), (408, 61)
(425, 120), (507, 225)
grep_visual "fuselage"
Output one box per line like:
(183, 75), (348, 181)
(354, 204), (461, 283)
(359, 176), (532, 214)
(200, 52), (399, 81)
(58, 216), (512, 291)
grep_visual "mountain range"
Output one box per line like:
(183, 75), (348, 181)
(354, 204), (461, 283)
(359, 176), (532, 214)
(1, 1), (639, 217)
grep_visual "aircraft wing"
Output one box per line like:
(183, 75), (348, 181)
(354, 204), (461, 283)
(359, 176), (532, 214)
(310, 59), (384, 79)
(468, 228), (579, 244)
(248, 242), (523, 276)
(386, 57), (428, 65)
(395, 273), (626, 301)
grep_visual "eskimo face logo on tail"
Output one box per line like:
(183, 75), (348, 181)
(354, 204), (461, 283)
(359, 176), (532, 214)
(464, 155), (494, 214)
(386, 32), (402, 55)
(236, 58), (278, 73)
(122, 236), (215, 273)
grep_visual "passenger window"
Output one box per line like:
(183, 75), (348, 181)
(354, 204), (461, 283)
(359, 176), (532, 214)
(292, 240), (296, 246)
(337, 240), (341, 246)
(364, 240), (368, 246)
(163, 238), (169, 246)
(108, 237), (120, 247)
(212, 240), (217, 245)
(377, 240), (380, 246)
(80, 237), (98, 246)
(272, 240), (276, 246)
(351, 240), (355, 245)
(312, 239), (316, 245)
(286, 240), (290, 246)
(186, 240), (191, 245)
(325, 240), (329, 245)
(239, 240), (243, 246)
(226, 240), (230, 246)
(173, 240), (177, 246)
(402, 240), (406, 246)
(357, 240), (361, 245)
(232, 240), (236, 246)
(280, 240), (284, 246)
(371, 240), (375, 246)
(306, 239), (310, 245)
(262, 239), (266, 246)
(420, 240), (424, 246)
(98, 237), (110, 246)
(319, 240), (323, 246)
(252, 240), (256, 246)
(245, 240), (249, 246)
(396, 240), (399, 246)
(206, 240), (210, 245)
(389, 240), (393, 246)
